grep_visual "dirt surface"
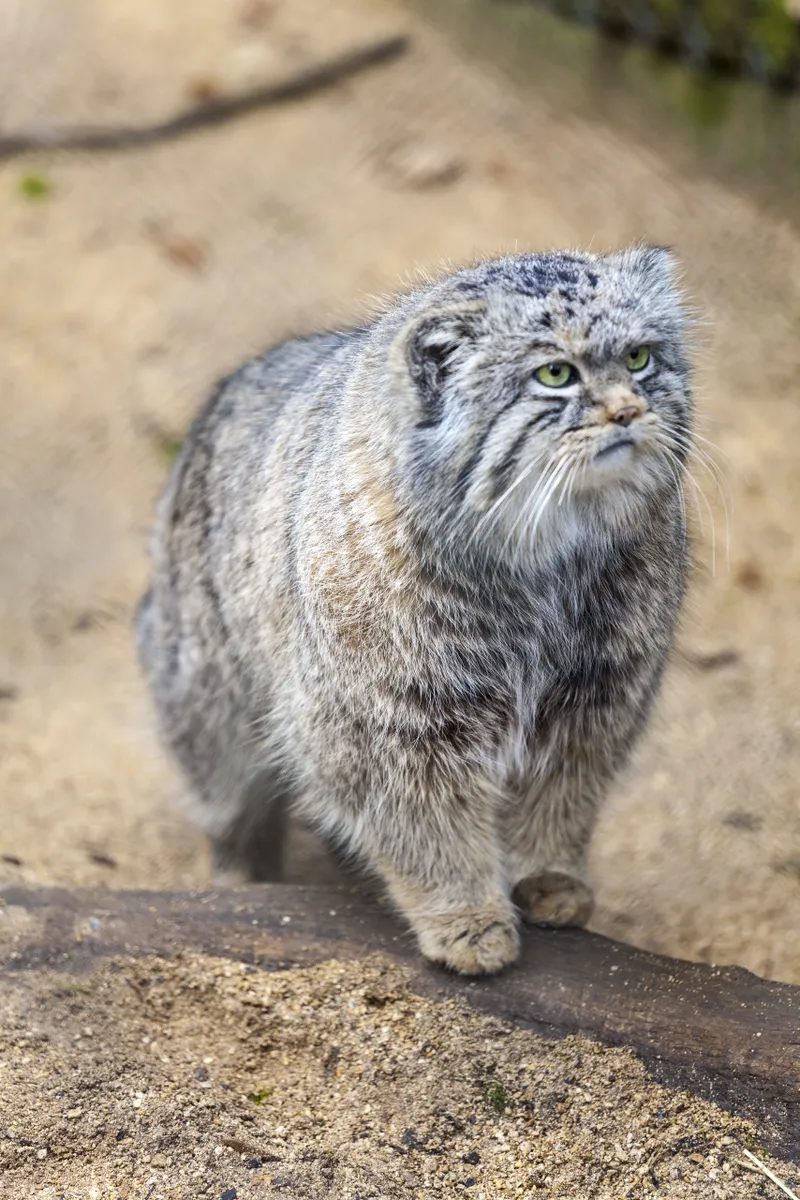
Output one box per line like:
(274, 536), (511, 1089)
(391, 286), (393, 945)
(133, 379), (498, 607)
(2, 950), (798, 1199)
(0, 0), (799, 985)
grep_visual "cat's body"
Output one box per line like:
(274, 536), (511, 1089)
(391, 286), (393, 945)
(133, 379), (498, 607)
(137, 247), (692, 974)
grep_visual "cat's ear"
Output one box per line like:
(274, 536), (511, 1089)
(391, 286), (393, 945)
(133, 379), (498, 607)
(638, 244), (680, 289)
(392, 302), (485, 426)
(611, 244), (679, 289)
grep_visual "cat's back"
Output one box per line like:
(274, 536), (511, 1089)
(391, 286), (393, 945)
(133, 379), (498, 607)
(140, 328), (363, 645)
(137, 327), (366, 693)
(159, 328), (364, 543)
(184, 329), (357, 464)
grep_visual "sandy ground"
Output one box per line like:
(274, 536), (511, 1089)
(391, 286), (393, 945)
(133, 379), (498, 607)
(0, 0), (799, 985)
(3, 950), (799, 1199)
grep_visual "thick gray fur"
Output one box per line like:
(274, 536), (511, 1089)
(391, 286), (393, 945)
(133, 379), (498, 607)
(137, 246), (692, 974)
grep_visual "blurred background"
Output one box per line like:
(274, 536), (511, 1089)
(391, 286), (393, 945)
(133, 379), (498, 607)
(1, 0), (799, 982)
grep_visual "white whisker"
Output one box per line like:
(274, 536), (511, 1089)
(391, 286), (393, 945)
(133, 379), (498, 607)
(655, 431), (719, 573)
(501, 454), (565, 560)
(557, 456), (577, 507)
(655, 427), (730, 570)
(468, 451), (548, 548)
(499, 454), (562, 560)
(525, 456), (573, 549)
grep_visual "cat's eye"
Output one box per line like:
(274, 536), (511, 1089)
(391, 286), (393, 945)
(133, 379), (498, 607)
(626, 345), (651, 372)
(534, 362), (577, 389)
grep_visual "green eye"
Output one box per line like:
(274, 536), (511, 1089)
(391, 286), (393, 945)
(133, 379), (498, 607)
(626, 345), (651, 372)
(534, 362), (575, 389)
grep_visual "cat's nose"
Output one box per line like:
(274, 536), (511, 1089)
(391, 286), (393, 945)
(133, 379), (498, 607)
(608, 404), (640, 427)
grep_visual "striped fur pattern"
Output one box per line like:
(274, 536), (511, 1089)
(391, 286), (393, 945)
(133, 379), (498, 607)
(136, 246), (692, 975)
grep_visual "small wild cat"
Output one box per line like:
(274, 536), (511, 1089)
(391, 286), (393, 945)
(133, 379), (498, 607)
(136, 246), (692, 975)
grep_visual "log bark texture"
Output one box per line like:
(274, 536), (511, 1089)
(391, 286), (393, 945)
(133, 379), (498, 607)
(1, 884), (798, 1161)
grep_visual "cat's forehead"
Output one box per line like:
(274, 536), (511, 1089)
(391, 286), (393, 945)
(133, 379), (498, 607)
(456, 251), (602, 301)
(488, 286), (654, 360)
(450, 250), (681, 357)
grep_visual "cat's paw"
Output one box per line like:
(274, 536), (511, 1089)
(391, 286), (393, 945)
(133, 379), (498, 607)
(514, 871), (594, 928)
(416, 905), (520, 975)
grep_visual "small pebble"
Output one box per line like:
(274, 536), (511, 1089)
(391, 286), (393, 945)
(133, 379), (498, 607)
(379, 142), (465, 190)
(224, 42), (278, 87)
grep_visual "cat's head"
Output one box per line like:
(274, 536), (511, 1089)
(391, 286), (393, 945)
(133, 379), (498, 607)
(390, 246), (692, 558)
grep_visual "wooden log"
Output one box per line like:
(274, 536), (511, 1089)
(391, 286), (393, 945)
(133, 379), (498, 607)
(2, 884), (798, 1161)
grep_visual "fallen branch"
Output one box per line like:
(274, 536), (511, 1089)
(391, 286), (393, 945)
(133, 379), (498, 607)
(2, 883), (799, 1162)
(0, 35), (409, 161)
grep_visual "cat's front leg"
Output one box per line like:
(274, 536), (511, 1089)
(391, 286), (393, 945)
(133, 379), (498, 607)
(348, 765), (519, 975)
(513, 869), (594, 928)
(502, 776), (598, 929)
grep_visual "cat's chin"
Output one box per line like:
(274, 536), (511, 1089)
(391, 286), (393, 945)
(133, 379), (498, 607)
(593, 437), (635, 466)
(477, 458), (664, 558)
(578, 439), (662, 495)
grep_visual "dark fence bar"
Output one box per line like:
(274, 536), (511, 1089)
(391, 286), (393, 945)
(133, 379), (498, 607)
(498, 0), (800, 88)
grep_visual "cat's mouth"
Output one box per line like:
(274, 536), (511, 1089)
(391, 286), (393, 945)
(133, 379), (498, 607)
(593, 435), (636, 462)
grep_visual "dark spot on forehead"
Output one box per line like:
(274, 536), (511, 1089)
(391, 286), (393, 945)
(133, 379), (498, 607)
(454, 277), (480, 297)
(552, 266), (580, 288)
(456, 252), (593, 300)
